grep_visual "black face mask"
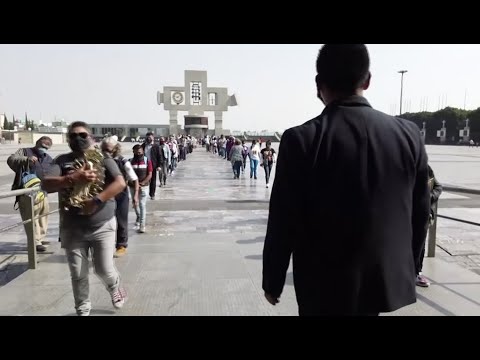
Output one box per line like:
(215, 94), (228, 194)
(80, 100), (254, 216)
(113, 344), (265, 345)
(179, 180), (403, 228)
(69, 135), (91, 153)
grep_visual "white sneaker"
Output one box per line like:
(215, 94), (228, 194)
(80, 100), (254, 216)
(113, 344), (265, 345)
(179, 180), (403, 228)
(133, 223), (140, 231)
(111, 287), (127, 309)
(77, 309), (91, 316)
(266, 183), (269, 188)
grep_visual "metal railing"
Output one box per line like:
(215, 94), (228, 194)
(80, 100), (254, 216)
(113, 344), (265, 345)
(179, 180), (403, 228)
(0, 187), (58, 270)
(428, 185), (480, 257)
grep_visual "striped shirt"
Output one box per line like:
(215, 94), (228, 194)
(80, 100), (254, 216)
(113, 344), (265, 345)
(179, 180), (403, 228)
(130, 156), (153, 185)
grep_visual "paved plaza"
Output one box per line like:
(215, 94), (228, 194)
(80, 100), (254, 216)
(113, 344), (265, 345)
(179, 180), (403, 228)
(1, 143), (480, 315)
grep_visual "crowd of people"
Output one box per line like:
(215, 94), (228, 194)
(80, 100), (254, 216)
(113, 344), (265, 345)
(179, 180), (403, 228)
(201, 135), (277, 188)
(5, 44), (447, 317)
(6, 128), (203, 316)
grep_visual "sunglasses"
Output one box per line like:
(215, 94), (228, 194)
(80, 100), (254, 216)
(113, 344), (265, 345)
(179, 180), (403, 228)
(69, 132), (89, 140)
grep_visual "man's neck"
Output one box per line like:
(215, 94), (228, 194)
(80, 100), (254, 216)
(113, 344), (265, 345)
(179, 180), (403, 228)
(323, 89), (364, 106)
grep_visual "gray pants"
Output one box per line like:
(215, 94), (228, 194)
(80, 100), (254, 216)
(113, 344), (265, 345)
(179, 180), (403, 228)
(159, 162), (168, 185)
(63, 217), (120, 314)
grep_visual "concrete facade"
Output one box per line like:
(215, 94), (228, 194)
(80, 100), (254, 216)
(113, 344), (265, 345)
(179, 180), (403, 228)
(157, 70), (238, 136)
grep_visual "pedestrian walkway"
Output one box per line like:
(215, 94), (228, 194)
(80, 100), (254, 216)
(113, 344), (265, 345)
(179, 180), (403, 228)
(1, 148), (480, 315)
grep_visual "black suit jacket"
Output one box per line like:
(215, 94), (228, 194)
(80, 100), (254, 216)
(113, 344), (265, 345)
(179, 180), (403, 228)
(141, 142), (161, 169)
(262, 96), (430, 314)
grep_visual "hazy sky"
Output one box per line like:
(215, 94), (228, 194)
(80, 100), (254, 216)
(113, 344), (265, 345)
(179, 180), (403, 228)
(0, 44), (479, 132)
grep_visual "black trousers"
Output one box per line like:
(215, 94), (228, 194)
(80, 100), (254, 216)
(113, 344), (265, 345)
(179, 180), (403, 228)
(149, 169), (157, 198)
(263, 162), (273, 184)
(115, 188), (129, 248)
(415, 223), (430, 274)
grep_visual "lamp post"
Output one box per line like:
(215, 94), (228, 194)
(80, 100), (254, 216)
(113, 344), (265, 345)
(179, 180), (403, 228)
(398, 70), (408, 115)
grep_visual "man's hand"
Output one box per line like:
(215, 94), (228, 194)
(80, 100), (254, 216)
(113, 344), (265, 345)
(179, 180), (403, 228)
(132, 195), (139, 208)
(264, 292), (280, 306)
(81, 198), (98, 216)
(28, 156), (38, 165)
(71, 164), (98, 184)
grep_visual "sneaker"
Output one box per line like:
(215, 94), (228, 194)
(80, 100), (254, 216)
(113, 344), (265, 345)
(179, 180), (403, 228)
(139, 224), (146, 233)
(150, 196), (155, 200)
(114, 247), (127, 258)
(111, 287), (126, 309)
(77, 309), (91, 316)
(133, 222), (140, 231)
(36, 244), (47, 252)
(266, 183), (269, 188)
(416, 274), (430, 288)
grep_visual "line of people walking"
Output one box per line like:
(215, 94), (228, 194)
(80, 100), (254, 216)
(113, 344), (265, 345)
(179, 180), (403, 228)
(203, 134), (277, 188)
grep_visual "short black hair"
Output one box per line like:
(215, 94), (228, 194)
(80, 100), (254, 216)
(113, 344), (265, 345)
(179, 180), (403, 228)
(68, 121), (91, 134)
(316, 44), (370, 94)
(146, 132), (154, 137)
(133, 144), (142, 151)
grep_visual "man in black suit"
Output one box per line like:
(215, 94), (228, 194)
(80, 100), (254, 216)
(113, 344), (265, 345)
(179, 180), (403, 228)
(262, 44), (430, 316)
(141, 132), (160, 200)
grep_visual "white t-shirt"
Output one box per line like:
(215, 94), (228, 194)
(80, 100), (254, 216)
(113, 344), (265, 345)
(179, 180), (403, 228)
(123, 161), (139, 182)
(249, 144), (261, 161)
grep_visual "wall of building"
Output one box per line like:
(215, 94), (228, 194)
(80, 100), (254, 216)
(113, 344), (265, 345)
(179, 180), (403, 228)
(15, 131), (66, 145)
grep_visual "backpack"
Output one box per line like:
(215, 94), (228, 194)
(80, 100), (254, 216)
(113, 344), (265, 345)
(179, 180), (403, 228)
(14, 149), (45, 209)
(114, 156), (128, 180)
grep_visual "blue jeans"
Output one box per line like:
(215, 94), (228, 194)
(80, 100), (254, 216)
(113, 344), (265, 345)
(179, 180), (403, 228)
(131, 186), (148, 226)
(170, 157), (177, 172)
(263, 162), (273, 184)
(250, 159), (259, 178)
(232, 161), (243, 178)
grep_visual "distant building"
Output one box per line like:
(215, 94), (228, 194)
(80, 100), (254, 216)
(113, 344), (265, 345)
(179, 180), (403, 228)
(89, 123), (174, 140)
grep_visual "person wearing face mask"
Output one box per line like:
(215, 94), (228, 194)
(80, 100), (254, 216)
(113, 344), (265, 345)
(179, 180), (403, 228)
(8, 136), (53, 253)
(157, 137), (171, 188)
(42, 121), (127, 316)
(141, 132), (161, 200)
(129, 144), (153, 234)
(101, 136), (140, 258)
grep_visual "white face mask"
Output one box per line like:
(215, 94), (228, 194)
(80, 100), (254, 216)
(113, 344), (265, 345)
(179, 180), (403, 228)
(37, 147), (48, 155)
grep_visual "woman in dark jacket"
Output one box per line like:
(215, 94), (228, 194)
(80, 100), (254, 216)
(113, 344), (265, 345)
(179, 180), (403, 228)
(416, 165), (443, 287)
